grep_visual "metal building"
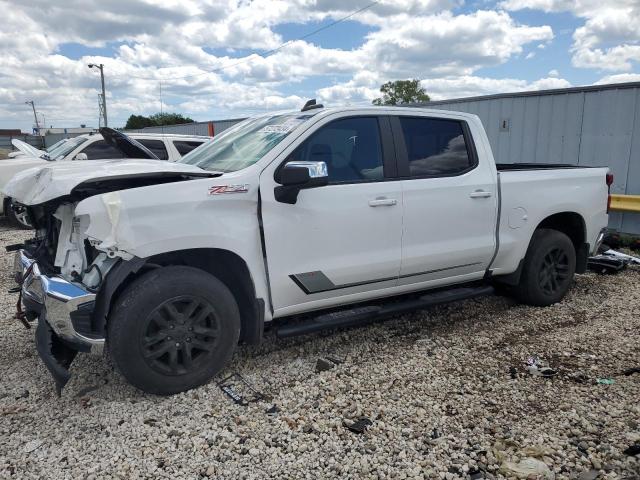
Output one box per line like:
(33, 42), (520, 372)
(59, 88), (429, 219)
(125, 118), (245, 137)
(422, 82), (640, 234)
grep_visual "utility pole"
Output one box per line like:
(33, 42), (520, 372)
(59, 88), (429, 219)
(25, 100), (40, 134)
(88, 63), (108, 127)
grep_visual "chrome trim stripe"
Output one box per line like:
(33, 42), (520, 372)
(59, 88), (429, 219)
(291, 262), (483, 294)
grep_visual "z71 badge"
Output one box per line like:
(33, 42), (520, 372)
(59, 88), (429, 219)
(208, 184), (250, 195)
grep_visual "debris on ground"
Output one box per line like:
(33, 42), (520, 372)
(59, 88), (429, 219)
(596, 378), (615, 385)
(623, 366), (640, 376)
(525, 356), (557, 377)
(343, 417), (372, 434)
(623, 443), (640, 456)
(217, 373), (266, 406)
(315, 358), (335, 372)
(587, 255), (628, 274)
(265, 405), (279, 415)
(602, 248), (640, 265)
(499, 457), (555, 479)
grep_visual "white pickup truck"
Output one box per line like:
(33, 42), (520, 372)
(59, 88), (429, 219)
(6, 103), (610, 395)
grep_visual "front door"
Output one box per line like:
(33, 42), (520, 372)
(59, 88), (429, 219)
(260, 115), (403, 316)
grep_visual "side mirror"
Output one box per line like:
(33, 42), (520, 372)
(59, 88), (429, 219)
(73, 153), (88, 161)
(275, 161), (328, 204)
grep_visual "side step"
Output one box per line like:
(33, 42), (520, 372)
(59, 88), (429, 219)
(275, 285), (494, 338)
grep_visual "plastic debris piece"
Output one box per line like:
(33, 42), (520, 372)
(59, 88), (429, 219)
(343, 417), (372, 434)
(587, 255), (628, 274)
(315, 358), (335, 372)
(596, 378), (615, 385)
(602, 249), (640, 265)
(217, 373), (266, 406)
(623, 443), (640, 456)
(265, 405), (279, 415)
(525, 357), (557, 377)
(623, 367), (640, 376)
(499, 457), (555, 480)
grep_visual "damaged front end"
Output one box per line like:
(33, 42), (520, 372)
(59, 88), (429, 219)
(5, 160), (220, 394)
(14, 247), (101, 394)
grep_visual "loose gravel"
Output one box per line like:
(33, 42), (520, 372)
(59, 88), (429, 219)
(0, 219), (638, 479)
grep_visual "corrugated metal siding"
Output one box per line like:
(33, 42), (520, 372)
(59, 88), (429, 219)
(428, 85), (640, 234)
(125, 118), (245, 136)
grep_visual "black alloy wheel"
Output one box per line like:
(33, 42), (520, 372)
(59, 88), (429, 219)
(538, 247), (570, 296)
(142, 296), (221, 376)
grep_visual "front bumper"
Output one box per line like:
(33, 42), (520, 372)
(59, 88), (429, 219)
(15, 250), (103, 353)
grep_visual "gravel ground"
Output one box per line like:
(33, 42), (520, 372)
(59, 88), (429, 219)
(0, 220), (638, 480)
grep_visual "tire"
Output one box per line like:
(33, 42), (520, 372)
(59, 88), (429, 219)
(514, 228), (576, 306)
(108, 266), (241, 395)
(6, 199), (33, 229)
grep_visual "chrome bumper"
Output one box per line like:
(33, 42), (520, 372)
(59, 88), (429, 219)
(15, 250), (104, 353)
(592, 228), (607, 255)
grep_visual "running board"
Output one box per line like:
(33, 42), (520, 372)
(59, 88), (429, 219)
(275, 285), (494, 338)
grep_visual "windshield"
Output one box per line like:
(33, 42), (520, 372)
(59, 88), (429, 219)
(44, 138), (68, 153)
(178, 113), (315, 172)
(46, 136), (89, 160)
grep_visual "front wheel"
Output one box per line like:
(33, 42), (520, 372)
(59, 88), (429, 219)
(108, 266), (240, 395)
(514, 228), (576, 306)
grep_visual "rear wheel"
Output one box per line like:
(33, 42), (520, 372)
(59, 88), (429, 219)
(108, 266), (240, 395)
(514, 229), (576, 306)
(6, 199), (32, 229)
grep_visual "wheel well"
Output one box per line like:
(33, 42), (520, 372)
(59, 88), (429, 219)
(149, 249), (264, 344)
(536, 212), (586, 250)
(495, 211), (587, 286)
(536, 211), (588, 274)
(102, 249), (263, 344)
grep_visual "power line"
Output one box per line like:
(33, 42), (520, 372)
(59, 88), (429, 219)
(126, 1), (380, 82)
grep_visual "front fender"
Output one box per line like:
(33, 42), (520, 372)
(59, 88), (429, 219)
(74, 177), (270, 303)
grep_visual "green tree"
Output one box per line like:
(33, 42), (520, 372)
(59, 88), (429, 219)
(124, 112), (194, 130)
(124, 114), (154, 130)
(148, 112), (194, 126)
(372, 79), (430, 106)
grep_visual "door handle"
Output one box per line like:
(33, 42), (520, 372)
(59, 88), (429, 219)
(469, 190), (492, 198)
(369, 197), (397, 207)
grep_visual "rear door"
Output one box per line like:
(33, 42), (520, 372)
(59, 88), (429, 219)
(260, 115), (403, 315)
(394, 114), (498, 287)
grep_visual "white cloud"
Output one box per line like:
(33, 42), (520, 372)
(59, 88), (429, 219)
(548, 69), (559, 76)
(0, 0), (563, 129)
(502, 0), (640, 71)
(595, 73), (640, 85)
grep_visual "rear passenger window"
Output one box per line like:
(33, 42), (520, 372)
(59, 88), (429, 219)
(288, 117), (384, 183)
(81, 140), (123, 160)
(137, 139), (169, 160)
(399, 117), (474, 176)
(173, 140), (205, 156)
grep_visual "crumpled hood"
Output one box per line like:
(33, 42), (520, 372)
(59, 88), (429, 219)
(11, 139), (45, 157)
(3, 158), (217, 206)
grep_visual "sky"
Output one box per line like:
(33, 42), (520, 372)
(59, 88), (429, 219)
(1, 0), (639, 131)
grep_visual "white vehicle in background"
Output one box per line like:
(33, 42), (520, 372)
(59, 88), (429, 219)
(1, 130), (210, 228)
(6, 103), (610, 395)
(7, 138), (69, 159)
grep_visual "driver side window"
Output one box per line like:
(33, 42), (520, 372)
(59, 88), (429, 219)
(289, 117), (384, 183)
